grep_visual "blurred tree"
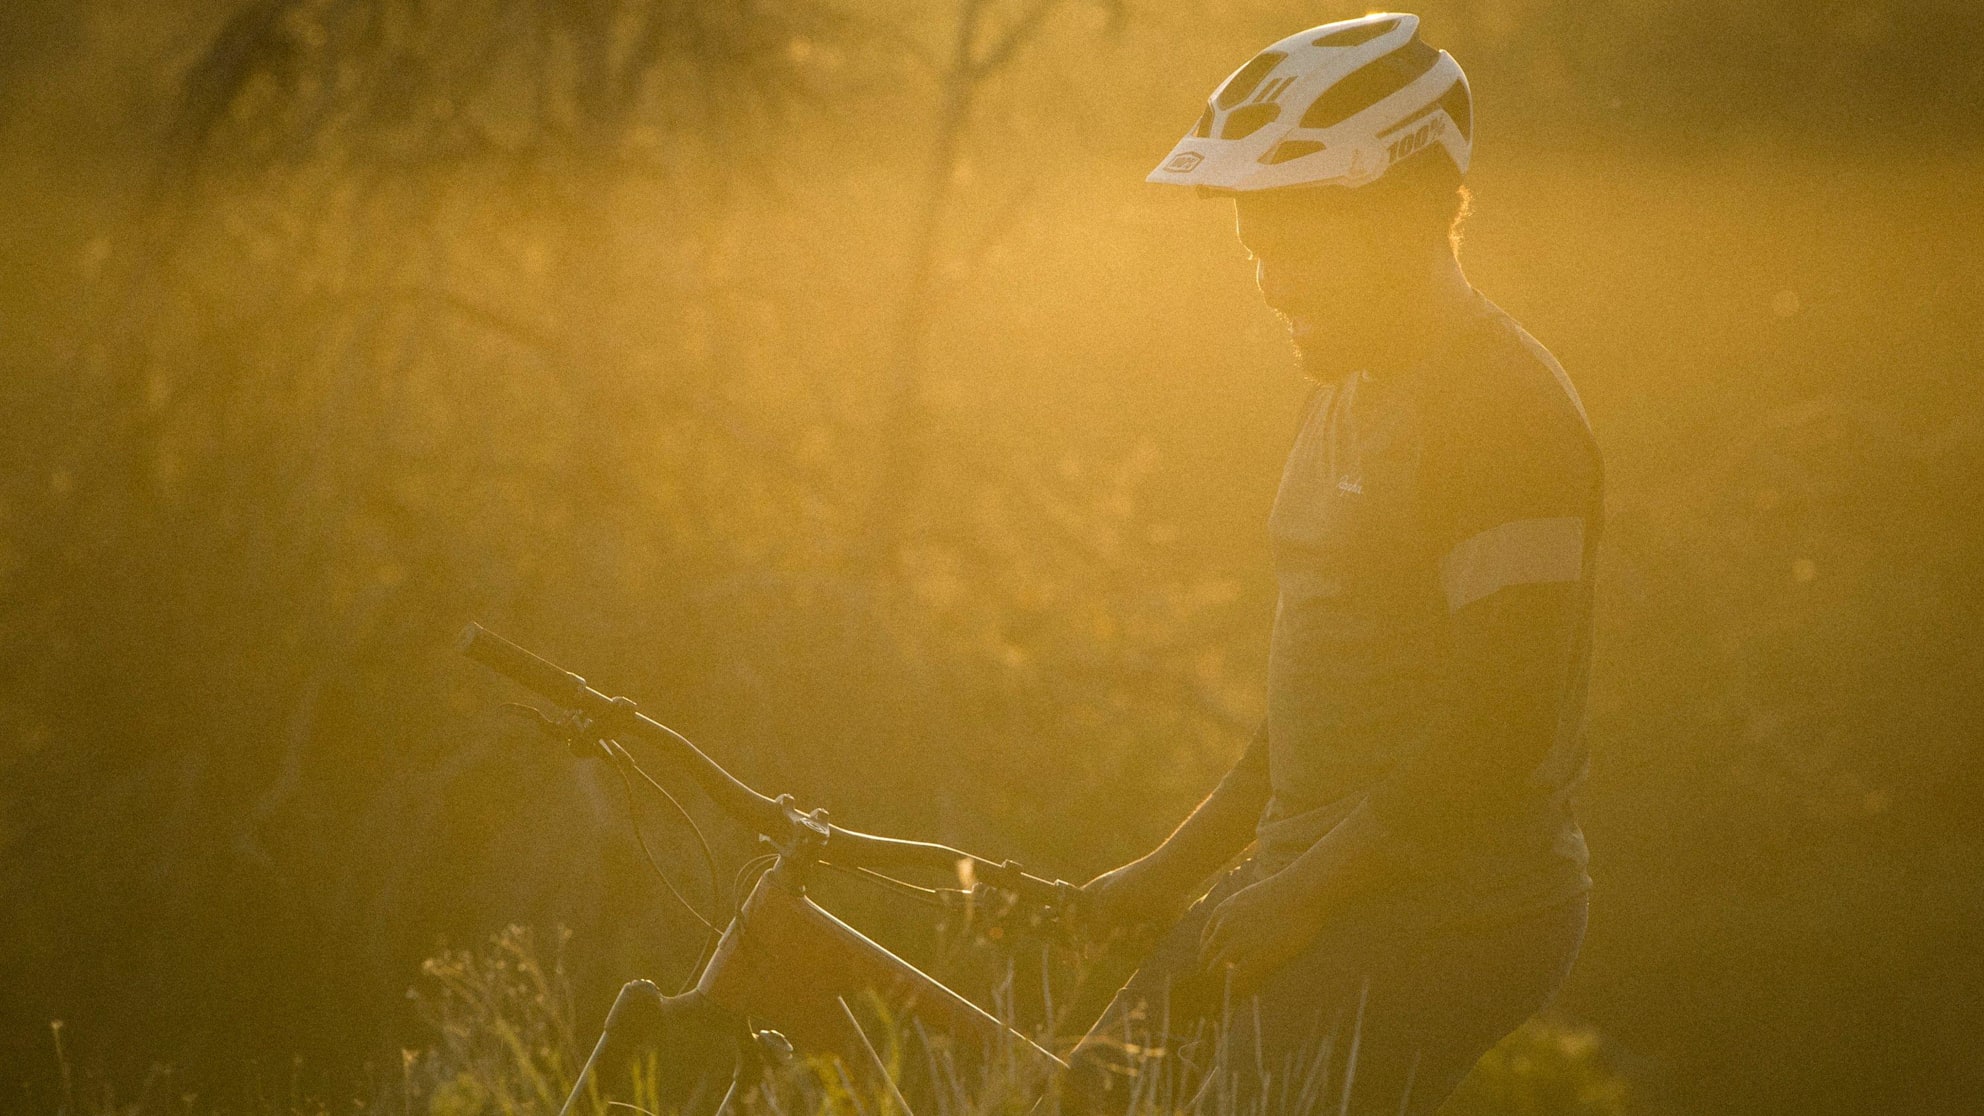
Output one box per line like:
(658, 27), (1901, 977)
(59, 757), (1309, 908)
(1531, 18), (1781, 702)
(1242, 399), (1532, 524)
(0, 0), (1245, 1092)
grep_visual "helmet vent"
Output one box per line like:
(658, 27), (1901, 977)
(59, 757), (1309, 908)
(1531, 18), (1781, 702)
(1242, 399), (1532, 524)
(1299, 37), (1439, 130)
(1439, 78), (1472, 140)
(1378, 78), (1472, 144)
(1215, 50), (1287, 110)
(1312, 18), (1399, 48)
(1261, 139), (1326, 165)
(1220, 102), (1282, 140)
(1193, 104), (1216, 138)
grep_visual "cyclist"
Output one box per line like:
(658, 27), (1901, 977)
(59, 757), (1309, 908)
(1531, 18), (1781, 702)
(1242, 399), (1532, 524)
(1069, 14), (1602, 1114)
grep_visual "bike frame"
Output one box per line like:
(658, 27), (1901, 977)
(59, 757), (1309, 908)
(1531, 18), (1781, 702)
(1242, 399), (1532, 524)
(456, 624), (1072, 1116)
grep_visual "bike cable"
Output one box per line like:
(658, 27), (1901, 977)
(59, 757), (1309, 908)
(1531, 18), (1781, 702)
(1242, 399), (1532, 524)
(819, 859), (951, 908)
(606, 742), (723, 991)
(730, 851), (779, 918)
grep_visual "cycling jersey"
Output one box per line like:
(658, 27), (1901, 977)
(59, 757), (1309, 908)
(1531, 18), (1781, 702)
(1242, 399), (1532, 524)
(1237, 291), (1602, 926)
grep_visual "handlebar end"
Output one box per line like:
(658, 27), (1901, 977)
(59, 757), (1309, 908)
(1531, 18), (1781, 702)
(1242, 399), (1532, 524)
(455, 622), (489, 655)
(457, 621), (590, 707)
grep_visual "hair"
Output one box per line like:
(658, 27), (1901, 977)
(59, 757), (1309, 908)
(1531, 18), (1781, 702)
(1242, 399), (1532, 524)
(1447, 182), (1474, 256)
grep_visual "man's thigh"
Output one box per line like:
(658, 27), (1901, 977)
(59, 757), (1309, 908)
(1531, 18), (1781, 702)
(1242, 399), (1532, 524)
(1229, 894), (1590, 1115)
(1066, 883), (1588, 1116)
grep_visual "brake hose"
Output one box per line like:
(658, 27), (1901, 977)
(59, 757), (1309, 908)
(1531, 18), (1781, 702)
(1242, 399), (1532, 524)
(608, 743), (722, 992)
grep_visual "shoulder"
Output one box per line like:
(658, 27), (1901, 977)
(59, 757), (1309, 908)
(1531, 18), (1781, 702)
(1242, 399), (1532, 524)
(1409, 298), (1601, 535)
(1439, 299), (1588, 438)
(1413, 300), (1601, 609)
(1417, 299), (1597, 483)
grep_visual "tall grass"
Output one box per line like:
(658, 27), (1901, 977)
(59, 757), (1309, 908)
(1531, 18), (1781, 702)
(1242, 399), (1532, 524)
(36, 928), (1634, 1116)
(435, 927), (1633, 1116)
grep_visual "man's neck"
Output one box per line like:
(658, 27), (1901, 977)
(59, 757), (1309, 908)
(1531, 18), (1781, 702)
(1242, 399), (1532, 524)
(1302, 255), (1477, 380)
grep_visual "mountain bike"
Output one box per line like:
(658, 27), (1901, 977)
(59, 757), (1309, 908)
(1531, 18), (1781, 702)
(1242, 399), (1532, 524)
(456, 623), (1083, 1116)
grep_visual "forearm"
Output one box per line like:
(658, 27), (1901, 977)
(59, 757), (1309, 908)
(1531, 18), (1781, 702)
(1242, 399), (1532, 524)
(1130, 721), (1271, 893)
(1260, 798), (1392, 922)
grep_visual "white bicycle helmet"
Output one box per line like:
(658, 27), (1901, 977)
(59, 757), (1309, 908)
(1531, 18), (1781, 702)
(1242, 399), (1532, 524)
(1148, 13), (1471, 193)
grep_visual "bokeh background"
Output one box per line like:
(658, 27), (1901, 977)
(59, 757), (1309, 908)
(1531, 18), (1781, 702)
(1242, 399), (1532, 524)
(3, 1), (1982, 1112)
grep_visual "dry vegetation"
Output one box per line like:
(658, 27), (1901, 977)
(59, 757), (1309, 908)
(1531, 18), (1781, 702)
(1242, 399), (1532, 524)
(41, 925), (1634, 1115)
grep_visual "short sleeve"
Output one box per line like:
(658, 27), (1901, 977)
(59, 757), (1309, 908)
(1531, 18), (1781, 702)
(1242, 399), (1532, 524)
(1417, 341), (1600, 614)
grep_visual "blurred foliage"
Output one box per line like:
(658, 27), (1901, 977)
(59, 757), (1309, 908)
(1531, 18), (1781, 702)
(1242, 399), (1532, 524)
(415, 926), (583, 1116)
(2, 2), (1982, 1115)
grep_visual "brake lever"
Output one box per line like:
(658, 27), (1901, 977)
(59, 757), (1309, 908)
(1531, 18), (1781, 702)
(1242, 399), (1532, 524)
(941, 881), (1085, 949)
(499, 702), (610, 760)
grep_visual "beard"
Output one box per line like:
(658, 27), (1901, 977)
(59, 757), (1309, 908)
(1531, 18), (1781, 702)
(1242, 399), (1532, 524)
(1294, 333), (1339, 380)
(1282, 312), (1356, 381)
(1283, 301), (1420, 382)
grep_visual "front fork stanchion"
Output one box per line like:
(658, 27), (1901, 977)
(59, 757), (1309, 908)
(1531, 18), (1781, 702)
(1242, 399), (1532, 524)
(557, 983), (742, 1116)
(558, 980), (656, 1116)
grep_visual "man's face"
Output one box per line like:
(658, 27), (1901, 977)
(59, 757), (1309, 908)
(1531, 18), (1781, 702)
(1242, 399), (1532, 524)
(1232, 189), (1412, 368)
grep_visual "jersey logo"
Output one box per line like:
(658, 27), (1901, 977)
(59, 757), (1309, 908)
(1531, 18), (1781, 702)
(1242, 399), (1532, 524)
(1336, 477), (1363, 495)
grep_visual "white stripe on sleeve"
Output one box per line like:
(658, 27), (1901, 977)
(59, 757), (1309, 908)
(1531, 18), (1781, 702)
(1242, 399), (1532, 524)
(1439, 517), (1586, 611)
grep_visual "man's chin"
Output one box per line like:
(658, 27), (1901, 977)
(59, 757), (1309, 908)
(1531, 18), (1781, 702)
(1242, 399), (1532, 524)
(1292, 335), (1347, 380)
(1298, 352), (1342, 380)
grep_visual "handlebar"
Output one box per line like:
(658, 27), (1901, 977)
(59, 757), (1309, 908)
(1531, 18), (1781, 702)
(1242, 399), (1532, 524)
(459, 622), (790, 837)
(457, 623), (1073, 910)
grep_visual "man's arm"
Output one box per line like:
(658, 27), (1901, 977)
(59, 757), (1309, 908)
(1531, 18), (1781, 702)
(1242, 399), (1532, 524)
(1081, 721), (1271, 928)
(1357, 577), (1581, 854)
(1254, 582), (1575, 896)
(1198, 575), (1583, 980)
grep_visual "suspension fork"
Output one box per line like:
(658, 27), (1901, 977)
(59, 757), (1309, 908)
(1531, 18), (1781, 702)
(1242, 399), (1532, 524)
(561, 860), (1064, 1116)
(558, 981), (744, 1116)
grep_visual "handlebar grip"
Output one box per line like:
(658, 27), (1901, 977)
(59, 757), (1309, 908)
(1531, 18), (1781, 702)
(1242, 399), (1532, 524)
(457, 623), (588, 706)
